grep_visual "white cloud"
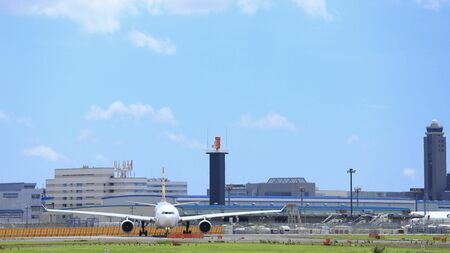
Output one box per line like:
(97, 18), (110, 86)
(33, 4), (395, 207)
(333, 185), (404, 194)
(17, 0), (137, 34)
(416, 0), (449, 10)
(403, 168), (416, 179)
(129, 30), (176, 55)
(0, 111), (32, 126)
(239, 112), (296, 131)
(86, 101), (177, 125)
(0, 111), (9, 121)
(79, 129), (95, 141)
(145, 0), (229, 15)
(346, 134), (360, 145)
(154, 107), (178, 125)
(164, 131), (204, 149)
(237, 0), (271, 14)
(4, 0), (332, 35)
(4, 0), (229, 33)
(291, 0), (333, 21)
(23, 145), (63, 161)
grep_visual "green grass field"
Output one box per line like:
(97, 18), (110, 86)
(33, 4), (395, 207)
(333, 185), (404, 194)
(1, 242), (449, 253)
(308, 234), (450, 241)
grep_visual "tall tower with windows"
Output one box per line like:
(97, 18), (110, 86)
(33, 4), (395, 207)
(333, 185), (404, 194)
(424, 120), (447, 200)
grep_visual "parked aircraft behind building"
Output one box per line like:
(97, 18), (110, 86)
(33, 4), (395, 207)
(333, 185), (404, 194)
(410, 211), (450, 224)
(44, 167), (285, 236)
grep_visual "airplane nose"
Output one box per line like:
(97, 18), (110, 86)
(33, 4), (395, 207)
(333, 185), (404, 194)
(159, 215), (175, 227)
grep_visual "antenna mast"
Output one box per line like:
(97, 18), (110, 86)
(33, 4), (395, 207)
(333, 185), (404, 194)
(161, 167), (166, 202)
(114, 160), (133, 178)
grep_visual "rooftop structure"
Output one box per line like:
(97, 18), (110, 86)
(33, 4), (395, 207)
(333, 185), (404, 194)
(246, 177), (315, 197)
(267, 178), (307, 184)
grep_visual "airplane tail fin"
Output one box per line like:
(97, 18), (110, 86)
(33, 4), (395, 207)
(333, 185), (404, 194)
(161, 166), (166, 203)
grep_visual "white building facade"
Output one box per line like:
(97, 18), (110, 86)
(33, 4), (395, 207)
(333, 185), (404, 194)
(0, 183), (43, 225)
(45, 166), (187, 209)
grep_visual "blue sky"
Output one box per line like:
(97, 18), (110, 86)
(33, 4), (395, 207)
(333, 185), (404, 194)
(0, 0), (449, 194)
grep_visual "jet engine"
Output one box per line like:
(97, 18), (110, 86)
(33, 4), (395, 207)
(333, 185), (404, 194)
(198, 219), (212, 233)
(121, 219), (134, 233)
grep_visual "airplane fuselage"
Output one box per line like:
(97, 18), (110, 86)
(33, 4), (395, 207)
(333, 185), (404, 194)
(153, 202), (180, 228)
(410, 211), (450, 223)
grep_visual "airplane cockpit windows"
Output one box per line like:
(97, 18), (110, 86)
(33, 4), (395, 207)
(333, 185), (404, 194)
(162, 211), (175, 215)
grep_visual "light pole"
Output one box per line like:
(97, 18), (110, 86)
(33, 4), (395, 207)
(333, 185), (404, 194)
(300, 187), (305, 209)
(354, 187), (361, 208)
(226, 185), (233, 206)
(411, 188), (421, 212)
(299, 187), (305, 223)
(415, 193), (418, 212)
(347, 168), (356, 220)
(24, 206), (29, 228)
(424, 194), (428, 214)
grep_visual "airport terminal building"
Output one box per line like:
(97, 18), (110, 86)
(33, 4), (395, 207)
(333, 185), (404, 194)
(40, 193), (420, 224)
(0, 183), (43, 224)
(9, 121), (450, 225)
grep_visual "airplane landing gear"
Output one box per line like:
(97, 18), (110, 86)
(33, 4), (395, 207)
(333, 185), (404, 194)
(139, 221), (148, 237)
(183, 221), (191, 234)
(164, 227), (170, 237)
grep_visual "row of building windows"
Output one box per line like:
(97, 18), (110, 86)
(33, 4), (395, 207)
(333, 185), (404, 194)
(2, 193), (40, 199)
(62, 196), (96, 200)
(59, 203), (101, 207)
(61, 183), (99, 187)
(52, 182), (181, 187)
(3, 193), (18, 198)
(62, 203), (83, 207)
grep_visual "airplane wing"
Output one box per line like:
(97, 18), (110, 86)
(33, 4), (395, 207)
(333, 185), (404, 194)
(173, 201), (199, 207)
(44, 207), (155, 222)
(409, 212), (425, 218)
(127, 201), (157, 207)
(179, 206), (285, 222)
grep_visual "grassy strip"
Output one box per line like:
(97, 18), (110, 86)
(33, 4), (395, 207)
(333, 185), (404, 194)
(0, 241), (448, 253)
(307, 234), (449, 241)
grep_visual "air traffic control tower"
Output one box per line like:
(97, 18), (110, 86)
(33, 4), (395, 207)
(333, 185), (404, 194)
(424, 119), (447, 200)
(207, 137), (228, 205)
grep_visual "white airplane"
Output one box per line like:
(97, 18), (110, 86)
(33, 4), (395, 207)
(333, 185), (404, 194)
(44, 168), (285, 236)
(410, 211), (450, 224)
